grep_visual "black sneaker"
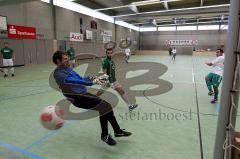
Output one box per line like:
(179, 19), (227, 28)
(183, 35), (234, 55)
(115, 129), (132, 137)
(101, 134), (117, 146)
(211, 99), (218, 104)
(11, 74), (15, 77)
(4, 74), (8, 77)
(129, 104), (138, 111)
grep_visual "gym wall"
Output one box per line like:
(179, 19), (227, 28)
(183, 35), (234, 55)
(140, 30), (227, 51)
(56, 6), (115, 57)
(0, 1), (54, 65)
(0, 1), (139, 65)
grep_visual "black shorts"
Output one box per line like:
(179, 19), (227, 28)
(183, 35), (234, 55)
(65, 93), (102, 109)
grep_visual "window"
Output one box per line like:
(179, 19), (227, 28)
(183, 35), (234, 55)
(198, 25), (219, 30)
(177, 25), (197, 31)
(40, 0), (50, 3)
(158, 26), (176, 31)
(53, 0), (139, 31)
(139, 27), (157, 32)
(115, 20), (139, 31)
(220, 25), (228, 30)
(53, 0), (114, 23)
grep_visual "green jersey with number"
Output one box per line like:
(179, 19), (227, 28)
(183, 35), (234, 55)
(102, 57), (116, 83)
(1, 47), (13, 59)
(67, 48), (75, 60)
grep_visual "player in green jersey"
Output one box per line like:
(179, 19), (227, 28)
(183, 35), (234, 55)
(96, 48), (138, 111)
(0, 42), (15, 77)
(66, 43), (76, 68)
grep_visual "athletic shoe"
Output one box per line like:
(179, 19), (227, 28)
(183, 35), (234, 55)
(101, 134), (117, 146)
(208, 91), (214, 96)
(129, 104), (138, 111)
(115, 129), (132, 137)
(211, 99), (218, 104)
(4, 74), (8, 77)
(11, 74), (15, 77)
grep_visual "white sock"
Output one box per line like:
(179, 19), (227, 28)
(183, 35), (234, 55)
(10, 68), (14, 74)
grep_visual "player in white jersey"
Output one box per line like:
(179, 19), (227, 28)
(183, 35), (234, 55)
(125, 48), (131, 63)
(205, 49), (224, 103)
(172, 47), (176, 61)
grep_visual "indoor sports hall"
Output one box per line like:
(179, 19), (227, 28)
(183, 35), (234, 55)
(0, 0), (239, 159)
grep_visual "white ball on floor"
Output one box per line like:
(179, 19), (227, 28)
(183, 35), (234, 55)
(40, 105), (65, 130)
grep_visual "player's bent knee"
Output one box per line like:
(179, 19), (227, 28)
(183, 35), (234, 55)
(100, 100), (113, 114)
(116, 87), (125, 95)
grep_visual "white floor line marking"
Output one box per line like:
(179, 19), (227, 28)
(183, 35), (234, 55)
(192, 67), (195, 83)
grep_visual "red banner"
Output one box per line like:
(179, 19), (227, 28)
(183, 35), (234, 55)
(7, 24), (36, 39)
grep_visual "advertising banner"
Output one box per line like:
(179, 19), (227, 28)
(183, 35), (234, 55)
(8, 24), (36, 39)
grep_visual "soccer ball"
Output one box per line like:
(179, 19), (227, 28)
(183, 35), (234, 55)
(40, 105), (65, 130)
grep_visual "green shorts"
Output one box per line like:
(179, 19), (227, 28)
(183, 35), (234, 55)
(207, 73), (222, 87)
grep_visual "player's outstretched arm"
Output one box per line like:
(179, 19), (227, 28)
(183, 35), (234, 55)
(205, 62), (213, 66)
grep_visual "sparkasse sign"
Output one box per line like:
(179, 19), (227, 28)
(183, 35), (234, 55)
(7, 24), (36, 39)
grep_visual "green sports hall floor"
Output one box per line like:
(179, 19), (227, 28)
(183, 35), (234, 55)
(0, 52), (239, 159)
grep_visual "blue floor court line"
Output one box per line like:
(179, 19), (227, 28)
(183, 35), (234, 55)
(25, 122), (72, 150)
(0, 140), (45, 159)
